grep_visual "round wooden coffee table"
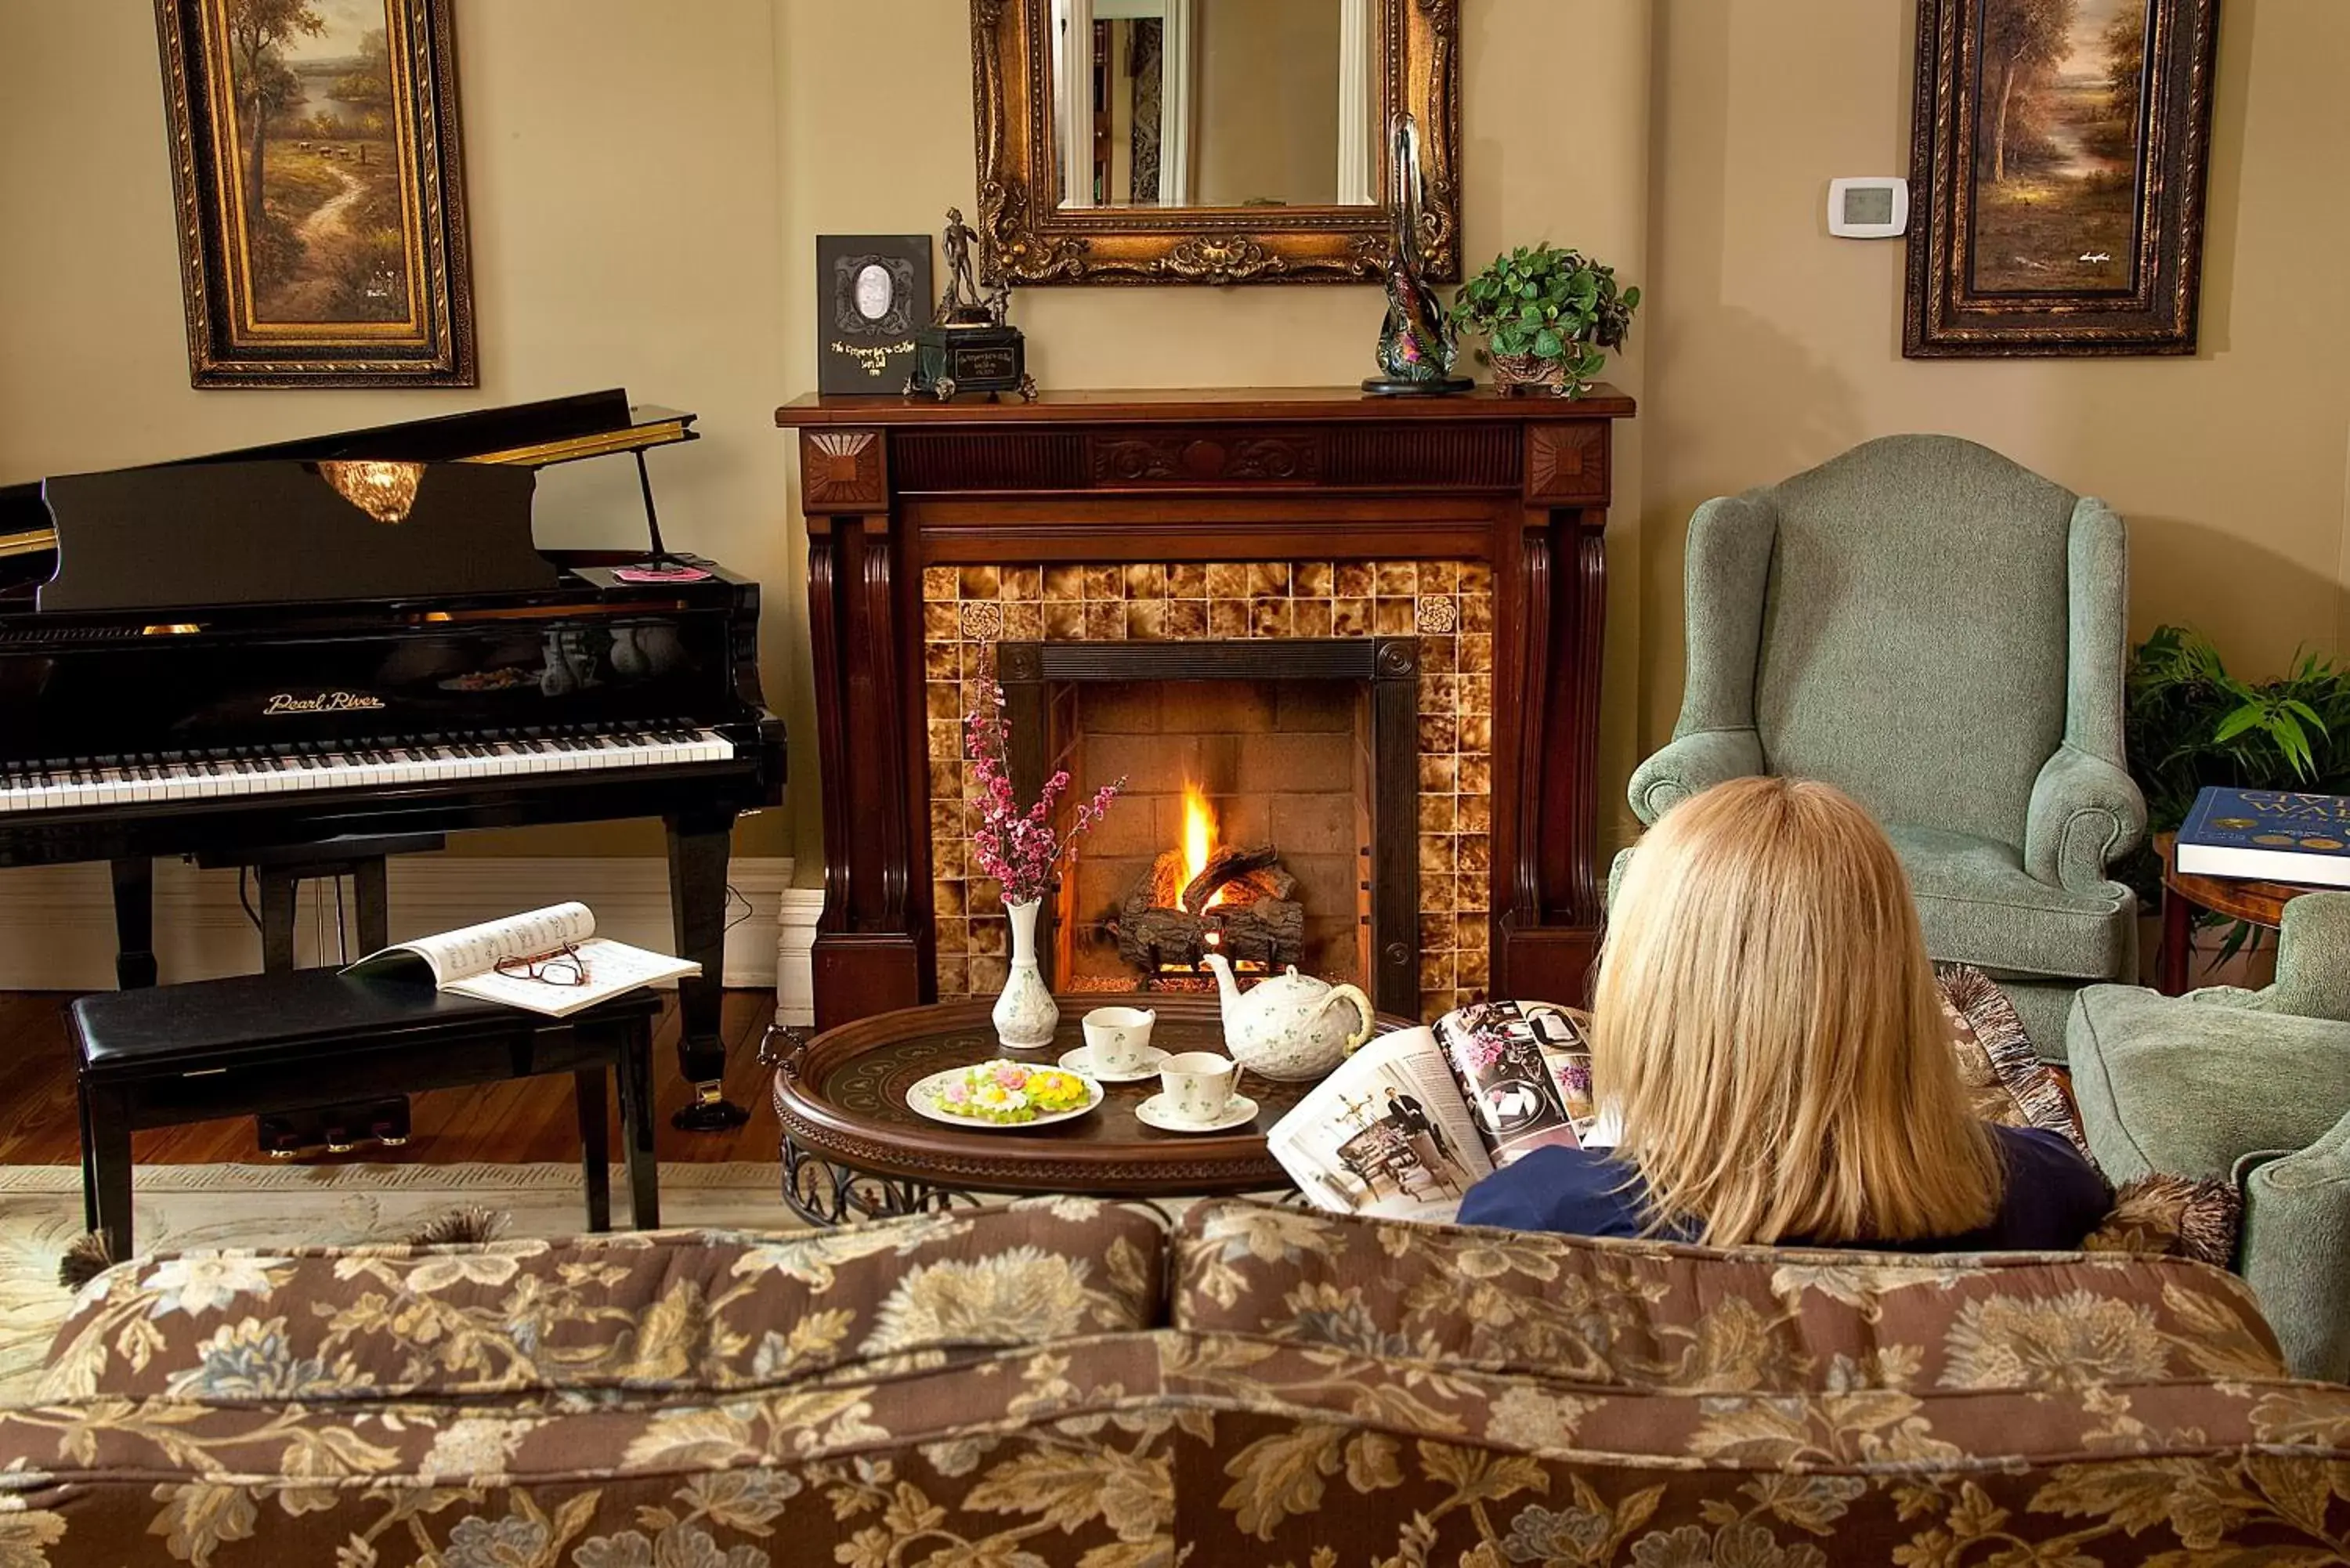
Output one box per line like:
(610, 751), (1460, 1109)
(2158, 832), (2312, 994)
(768, 993), (1403, 1226)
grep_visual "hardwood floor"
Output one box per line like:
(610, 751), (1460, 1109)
(0, 989), (786, 1166)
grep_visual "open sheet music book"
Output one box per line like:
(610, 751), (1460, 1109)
(342, 901), (698, 1018)
(1265, 999), (1618, 1223)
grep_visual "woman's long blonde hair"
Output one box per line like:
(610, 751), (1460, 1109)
(1596, 776), (2000, 1247)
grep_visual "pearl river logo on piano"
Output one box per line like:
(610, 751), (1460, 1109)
(263, 692), (387, 716)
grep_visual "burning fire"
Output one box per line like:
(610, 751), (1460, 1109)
(1181, 782), (1225, 909)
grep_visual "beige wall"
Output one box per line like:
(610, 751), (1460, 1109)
(1640, 0), (2350, 848)
(16, 1), (2331, 885)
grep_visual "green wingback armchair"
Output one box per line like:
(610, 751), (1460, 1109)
(2070, 891), (2350, 1382)
(1627, 435), (2146, 1055)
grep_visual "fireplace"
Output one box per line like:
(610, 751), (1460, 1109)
(1000, 638), (1421, 1013)
(780, 386), (1632, 1031)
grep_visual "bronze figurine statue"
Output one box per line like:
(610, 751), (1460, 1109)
(909, 208), (1036, 402)
(1362, 116), (1471, 397)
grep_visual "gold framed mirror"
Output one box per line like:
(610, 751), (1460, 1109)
(971, 0), (1460, 286)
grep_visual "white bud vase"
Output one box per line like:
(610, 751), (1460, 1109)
(991, 898), (1059, 1051)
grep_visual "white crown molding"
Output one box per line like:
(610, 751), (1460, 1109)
(0, 857), (823, 1024)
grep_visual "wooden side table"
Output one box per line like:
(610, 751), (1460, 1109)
(768, 993), (1410, 1226)
(2158, 832), (2312, 995)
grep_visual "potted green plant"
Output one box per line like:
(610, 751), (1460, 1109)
(1450, 244), (1640, 397)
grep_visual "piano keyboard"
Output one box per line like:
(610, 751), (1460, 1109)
(0, 725), (736, 816)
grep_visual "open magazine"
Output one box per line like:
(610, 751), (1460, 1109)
(1265, 999), (1615, 1223)
(342, 901), (699, 1018)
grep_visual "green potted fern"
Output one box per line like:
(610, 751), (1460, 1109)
(1450, 244), (1640, 397)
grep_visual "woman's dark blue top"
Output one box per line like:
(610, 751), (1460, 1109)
(1457, 1125), (2110, 1252)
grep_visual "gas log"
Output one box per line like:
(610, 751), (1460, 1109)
(1112, 843), (1306, 973)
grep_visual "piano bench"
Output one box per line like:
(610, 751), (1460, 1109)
(65, 971), (664, 1262)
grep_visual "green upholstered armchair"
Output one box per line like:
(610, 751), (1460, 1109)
(2070, 891), (2350, 1383)
(1629, 435), (2146, 1054)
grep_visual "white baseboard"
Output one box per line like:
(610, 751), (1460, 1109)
(0, 855), (825, 1024)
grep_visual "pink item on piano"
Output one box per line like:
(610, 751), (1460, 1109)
(613, 562), (714, 584)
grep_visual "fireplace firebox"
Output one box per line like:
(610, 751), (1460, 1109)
(1000, 638), (1419, 1015)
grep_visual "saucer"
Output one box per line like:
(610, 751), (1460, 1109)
(1135, 1092), (1260, 1134)
(1058, 1043), (1169, 1083)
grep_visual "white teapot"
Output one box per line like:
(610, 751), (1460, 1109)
(1202, 953), (1376, 1082)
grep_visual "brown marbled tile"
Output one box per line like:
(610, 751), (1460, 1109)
(1083, 602), (1127, 641)
(1126, 600), (1168, 641)
(1419, 636), (1456, 674)
(933, 838), (969, 879)
(1458, 834), (1491, 876)
(957, 565), (1000, 601)
(1204, 561), (1248, 600)
(1421, 989), (1459, 1019)
(1419, 914), (1455, 955)
(924, 641), (961, 680)
(1458, 755), (1492, 795)
(1420, 951), (1457, 989)
(923, 566), (959, 602)
(930, 800), (971, 843)
(1168, 600), (1209, 639)
(1045, 602), (1085, 639)
(1209, 600), (1249, 640)
(1459, 714), (1493, 754)
(1453, 912), (1489, 954)
(1292, 598), (1333, 638)
(1455, 948), (1491, 988)
(1460, 562), (1493, 594)
(1461, 594), (1494, 635)
(1002, 565), (1043, 601)
(1419, 793), (1456, 833)
(928, 759), (962, 798)
(1375, 598), (1417, 636)
(923, 602), (960, 641)
(1332, 598), (1372, 637)
(934, 918), (968, 956)
(1456, 793), (1491, 834)
(1455, 872), (1490, 912)
(926, 681), (963, 721)
(968, 916), (1008, 956)
(1419, 834), (1457, 875)
(1419, 753), (1459, 793)
(1295, 561), (1335, 598)
(1249, 600), (1294, 638)
(1418, 714), (1459, 754)
(1418, 873), (1456, 915)
(936, 958), (969, 996)
(929, 719), (961, 761)
(932, 880), (967, 918)
(1373, 562), (1417, 596)
(1417, 560), (1460, 594)
(1123, 563), (1167, 600)
(1002, 602), (1044, 641)
(1247, 562), (1291, 599)
(1334, 562), (1375, 598)
(1083, 565), (1125, 600)
(1169, 562), (1209, 598)
(1457, 633), (1493, 673)
(1459, 674), (1492, 714)
(1419, 675), (1461, 716)
(1044, 564), (1086, 602)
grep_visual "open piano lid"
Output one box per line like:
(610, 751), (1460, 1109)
(0, 389), (696, 594)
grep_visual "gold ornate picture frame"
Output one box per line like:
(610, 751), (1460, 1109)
(155, 0), (476, 388)
(1905, 0), (2221, 358)
(970, 0), (1461, 287)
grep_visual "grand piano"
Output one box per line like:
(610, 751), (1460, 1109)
(0, 392), (786, 1133)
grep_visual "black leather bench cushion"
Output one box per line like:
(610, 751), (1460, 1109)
(68, 970), (663, 1072)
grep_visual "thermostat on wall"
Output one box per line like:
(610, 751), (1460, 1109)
(1828, 177), (1908, 238)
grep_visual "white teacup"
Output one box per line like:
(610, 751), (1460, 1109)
(1158, 1051), (1241, 1125)
(1082, 1006), (1156, 1076)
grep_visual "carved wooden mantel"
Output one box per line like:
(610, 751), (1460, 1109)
(776, 387), (1636, 1030)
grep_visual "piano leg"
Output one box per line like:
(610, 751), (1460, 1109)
(667, 811), (749, 1132)
(108, 858), (158, 990)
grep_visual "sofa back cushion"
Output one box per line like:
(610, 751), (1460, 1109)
(1173, 1200), (2285, 1393)
(41, 1198), (1165, 1403)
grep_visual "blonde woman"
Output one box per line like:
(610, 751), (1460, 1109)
(1459, 777), (2108, 1250)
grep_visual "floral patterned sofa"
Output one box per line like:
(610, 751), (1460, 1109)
(3, 1197), (2348, 1566)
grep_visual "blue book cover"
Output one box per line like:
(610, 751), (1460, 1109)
(2178, 786), (2350, 883)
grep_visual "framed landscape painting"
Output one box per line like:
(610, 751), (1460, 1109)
(155, 0), (476, 387)
(1906, 0), (2221, 357)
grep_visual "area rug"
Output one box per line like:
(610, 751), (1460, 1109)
(0, 1162), (794, 1402)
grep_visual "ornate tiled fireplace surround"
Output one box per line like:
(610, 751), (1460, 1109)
(779, 387), (1634, 1032)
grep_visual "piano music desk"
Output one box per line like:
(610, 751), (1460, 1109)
(67, 973), (663, 1261)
